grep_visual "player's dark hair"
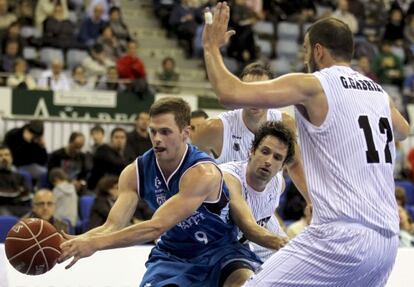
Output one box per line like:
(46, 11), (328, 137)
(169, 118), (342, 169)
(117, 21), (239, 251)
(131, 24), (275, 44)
(191, 109), (208, 119)
(239, 62), (273, 80)
(306, 17), (354, 62)
(149, 97), (191, 130)
(251, 121), (296, 165)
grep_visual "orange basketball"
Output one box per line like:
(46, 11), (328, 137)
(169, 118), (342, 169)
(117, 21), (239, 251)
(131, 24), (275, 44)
(4, 218), (62, 275)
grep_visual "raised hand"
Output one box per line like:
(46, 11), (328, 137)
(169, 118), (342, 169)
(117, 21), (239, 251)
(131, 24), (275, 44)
(202, 2), (236, 50)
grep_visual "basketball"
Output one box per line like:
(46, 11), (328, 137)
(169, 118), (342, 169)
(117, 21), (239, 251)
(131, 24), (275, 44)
(4, 218), (62, 275)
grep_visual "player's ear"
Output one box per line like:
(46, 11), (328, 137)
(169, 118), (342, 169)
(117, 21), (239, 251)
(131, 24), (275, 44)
(182, 125), (191, 139)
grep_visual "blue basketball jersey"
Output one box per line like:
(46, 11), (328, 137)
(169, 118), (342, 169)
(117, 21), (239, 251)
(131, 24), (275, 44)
(137, 144), (238, 258)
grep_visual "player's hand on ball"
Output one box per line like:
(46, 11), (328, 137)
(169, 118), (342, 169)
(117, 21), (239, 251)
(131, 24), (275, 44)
(202, 2), (235, 49)
(58, 233), (97, 269)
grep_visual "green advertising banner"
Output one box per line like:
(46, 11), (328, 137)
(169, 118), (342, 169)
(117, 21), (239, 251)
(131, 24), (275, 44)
(11, 89), (154, 121)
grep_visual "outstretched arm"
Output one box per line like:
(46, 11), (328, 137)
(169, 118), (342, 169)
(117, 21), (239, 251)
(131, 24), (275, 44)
(59, 163), (222, 268)
(224, 173), (288, 250)
(203, 2), (320, 108)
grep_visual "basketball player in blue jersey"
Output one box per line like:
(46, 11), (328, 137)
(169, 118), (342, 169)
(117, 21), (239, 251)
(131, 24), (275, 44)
(221, 121), (295, 262)
(203, 3), (410, 286)
(192, 63), (310, 204)
(58, 97), (288, 287)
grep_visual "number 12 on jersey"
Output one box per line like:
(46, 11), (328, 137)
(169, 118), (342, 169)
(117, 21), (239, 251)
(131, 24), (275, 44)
(358, 115), (393, 164)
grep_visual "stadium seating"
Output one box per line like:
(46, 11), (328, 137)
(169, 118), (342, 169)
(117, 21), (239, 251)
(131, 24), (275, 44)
(77, 195), (96, 233)
(395, 180), (414, 205)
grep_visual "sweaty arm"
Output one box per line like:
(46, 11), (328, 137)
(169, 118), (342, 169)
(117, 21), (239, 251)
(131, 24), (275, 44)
(389, 97), (410, 141)
(59, 163), (222, 268)
(224, 173), (288, 251)
(281, 113), (311, 204)
(191, 118), (223, 157)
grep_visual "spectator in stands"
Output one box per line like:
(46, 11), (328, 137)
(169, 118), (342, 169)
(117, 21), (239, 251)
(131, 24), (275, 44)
(88, 175), (119, 229)
(38, 59), (71, 91)
(87, 127), (128, 190)
(157, 56), (179, 82)
(16, 0), (34, 27)
(0, 145), (31, 217)
(399, 206), (414, 247)
(23, 189), (70, 233)
(89, 125), (105, 155)
(7, 58), (36, 90)
(383, 8), (405, 46)
(125, 112), (151, 162)
(87, 0), (121, 21)
(404, 16), (414, 61)
(71, 65), (95, 90)
(95, 65), (126, 91)
(47, 131), (88, 192)
(0, 40), (20, 73)
(373, 41), (403, 86)
(42, 3), (83, 51)
(153, 0), (175, 32)
(331, 0), (359, 34)
(97, 25), (123, 61)
(227, 0), (258, 64)
(35, 0), (68, 32)
(117, 41), (151, 98)
(1, 21), (25, 55)
(3, 120), (47, 184)
(169, 0), (198, 58)
(286, 204), (312, 239)
(156, 56), (180, 93)
(0, 0), (17, 31)
(49, 168), (78, 226)
(190, 109), (208, 135)
(396, 186), (407, 208)
(356, 55), (379, 82)
(82, 43), (115, 77)
(78, 3), (107, 46)
(109, 6), (130, 47)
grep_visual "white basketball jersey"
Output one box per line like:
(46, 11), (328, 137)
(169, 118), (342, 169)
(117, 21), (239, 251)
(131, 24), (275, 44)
(295, 66), (398, 234)
(220, 160), (286, 260)
(216, 109), (282, 164)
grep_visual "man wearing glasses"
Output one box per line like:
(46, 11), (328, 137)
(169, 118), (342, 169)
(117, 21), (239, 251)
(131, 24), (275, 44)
(23, 189), (70, 234)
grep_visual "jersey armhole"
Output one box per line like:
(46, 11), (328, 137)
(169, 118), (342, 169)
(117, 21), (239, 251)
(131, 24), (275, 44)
(294, 72), (334, 132)
(215, 116), (229, 163)
(136, 157), (144, 199)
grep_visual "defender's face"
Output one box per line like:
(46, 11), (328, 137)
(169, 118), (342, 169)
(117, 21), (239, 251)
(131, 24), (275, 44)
(304, 34), (317, 73)
(149, 113), (189, 162)
(249, 136), (288, 182)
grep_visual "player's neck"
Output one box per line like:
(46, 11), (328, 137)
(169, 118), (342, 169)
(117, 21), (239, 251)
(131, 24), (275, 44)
(157, 144), (188, 179)
(246, 171), (268, 192)
(242, 110), (267, 133)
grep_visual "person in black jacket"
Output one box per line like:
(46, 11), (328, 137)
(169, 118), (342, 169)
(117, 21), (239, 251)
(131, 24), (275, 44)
(0, 145), (31, 217)
(3, 120), (47, 184)
(125, 112), (151, 162)
(87, 127), (128, 190)
(48, 132), (88, 192)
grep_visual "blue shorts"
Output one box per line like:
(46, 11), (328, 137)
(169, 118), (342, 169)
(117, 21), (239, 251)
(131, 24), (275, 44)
(140, 241), (262, 287)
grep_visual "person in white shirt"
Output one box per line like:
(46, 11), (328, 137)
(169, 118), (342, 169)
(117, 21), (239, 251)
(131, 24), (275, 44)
(7, 58), (37, 90)
(38, 59), (70, 92)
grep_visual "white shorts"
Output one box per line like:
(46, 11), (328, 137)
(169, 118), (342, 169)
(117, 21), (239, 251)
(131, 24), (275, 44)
(243, 222), (398, 287)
